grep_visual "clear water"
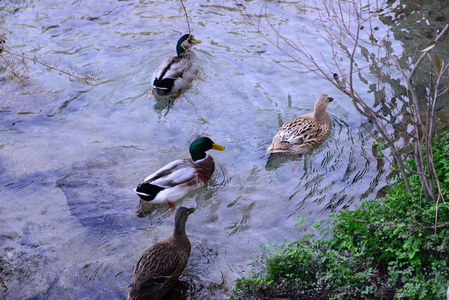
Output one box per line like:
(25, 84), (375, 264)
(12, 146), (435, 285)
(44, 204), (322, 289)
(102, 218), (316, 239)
(1, 0), (389, 299)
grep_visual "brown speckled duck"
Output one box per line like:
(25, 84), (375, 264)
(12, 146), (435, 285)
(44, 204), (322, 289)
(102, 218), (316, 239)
(267, 94), (334, 157)
(128, 207), (195, 300)
(134, 137), (225, 209)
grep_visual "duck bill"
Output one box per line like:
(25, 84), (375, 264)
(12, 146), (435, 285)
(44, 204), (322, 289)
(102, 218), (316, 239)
(328, 97), (334, 102)
(212, 143), (225, 151)
(194, 39), (202, 44)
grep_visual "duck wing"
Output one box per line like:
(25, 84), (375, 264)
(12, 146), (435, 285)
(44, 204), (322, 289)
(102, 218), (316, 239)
(278, 115), (326, 144)
(269, 114), (329, 154)
(153, 56), (189, 81)
(143, 159), (197, 188)
(131, 241), (189, 291)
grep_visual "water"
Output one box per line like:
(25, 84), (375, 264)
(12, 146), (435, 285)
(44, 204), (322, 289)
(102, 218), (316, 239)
(1, 0), (389, 299)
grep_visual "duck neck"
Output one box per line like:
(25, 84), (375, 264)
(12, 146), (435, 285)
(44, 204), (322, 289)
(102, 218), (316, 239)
(173, 222), (190, 251)
(176, 42), (190, 58)
(190, 151), (207, 162)
(313, 102), (328, 121)
(314, 110), (325, 121)
(174, 221), (186, 237)
(176, 46), (185, 57)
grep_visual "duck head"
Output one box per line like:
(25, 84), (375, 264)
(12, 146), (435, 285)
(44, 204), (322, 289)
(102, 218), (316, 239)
(176, 34), (201, 57)
(189, 137), (225, 161)
(174, 207), (195, 235)
(313, 94), (334, 121)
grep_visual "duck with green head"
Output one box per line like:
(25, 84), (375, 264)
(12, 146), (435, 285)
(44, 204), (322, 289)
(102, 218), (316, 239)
(134, 137), (225, 208)
(149, 34), (201, 99)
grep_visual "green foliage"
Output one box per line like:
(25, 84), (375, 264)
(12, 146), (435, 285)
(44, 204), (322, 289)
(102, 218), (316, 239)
(230, 132), (449, 300)
(373, 140), (386, 158)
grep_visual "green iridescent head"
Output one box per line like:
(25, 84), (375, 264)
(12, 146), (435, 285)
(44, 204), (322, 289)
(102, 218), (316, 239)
(176, 34), (201, 57)
(189, 137), (225, 161)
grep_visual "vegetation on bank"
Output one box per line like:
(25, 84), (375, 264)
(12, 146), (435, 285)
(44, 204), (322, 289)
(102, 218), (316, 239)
(230, 131), (449, 299)
(231, 1), (449, 299)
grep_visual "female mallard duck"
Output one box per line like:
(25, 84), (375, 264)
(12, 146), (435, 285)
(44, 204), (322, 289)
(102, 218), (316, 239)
(128, 207), (195, 300)
(134, 137), (225, 208)
(268, 94), (334, 157)
(149, 34), (201, 99)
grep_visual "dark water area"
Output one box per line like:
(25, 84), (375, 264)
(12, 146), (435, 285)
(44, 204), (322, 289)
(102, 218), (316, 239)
(380, 0), (449, 124)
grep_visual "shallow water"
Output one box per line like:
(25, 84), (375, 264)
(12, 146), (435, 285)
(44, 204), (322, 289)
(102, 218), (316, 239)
(0, 0), (392, 299)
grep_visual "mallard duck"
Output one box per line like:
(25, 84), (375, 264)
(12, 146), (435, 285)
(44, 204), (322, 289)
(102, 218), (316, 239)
(149, 34), (201, 99)
(134, 137), (225, 208)
(128, 207), (195, 300)
(267, 94), (334, 157)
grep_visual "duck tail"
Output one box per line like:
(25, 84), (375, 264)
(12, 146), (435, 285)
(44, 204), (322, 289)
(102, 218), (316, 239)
(267, 141), (292, 155)
(153, 78), (175, 95)
(134, 183), (165, 201)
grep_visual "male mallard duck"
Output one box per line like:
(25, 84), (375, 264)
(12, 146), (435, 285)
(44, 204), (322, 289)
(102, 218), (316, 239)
(149, 34), (201, 99)
(134, 137), (225, 208)
(128, 207), (195, 300)
(267, 94), (334, 157)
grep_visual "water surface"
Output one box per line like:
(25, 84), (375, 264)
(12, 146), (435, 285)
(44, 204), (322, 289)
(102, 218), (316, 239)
(1, 0), (389, 298)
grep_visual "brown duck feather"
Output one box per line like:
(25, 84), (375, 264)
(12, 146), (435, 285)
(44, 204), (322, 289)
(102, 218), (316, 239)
(268, 94), (334, 156)
(128, 207), (194, 300)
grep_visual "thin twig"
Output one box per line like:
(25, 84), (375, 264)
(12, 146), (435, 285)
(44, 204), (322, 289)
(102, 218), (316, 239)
(179, 0), (191, 34)
(2, 49), (100, 85)
(0, 54), (29, 86)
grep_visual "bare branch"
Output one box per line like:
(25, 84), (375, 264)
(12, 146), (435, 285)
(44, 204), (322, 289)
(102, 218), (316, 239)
(0, 53), (30, 87)
(1, 48), (100, 86)
(179, 0), (191, 35)
(242, 1), (449, 202)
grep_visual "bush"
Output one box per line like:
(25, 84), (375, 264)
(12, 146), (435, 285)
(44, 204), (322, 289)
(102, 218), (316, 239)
(230, 132), (449, 299)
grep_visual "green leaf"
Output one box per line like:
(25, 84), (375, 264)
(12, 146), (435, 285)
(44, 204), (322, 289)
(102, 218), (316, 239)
(435, 54), (441, 73)
(358, 72), (368, 84)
